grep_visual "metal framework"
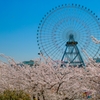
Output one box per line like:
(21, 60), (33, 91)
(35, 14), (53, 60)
(61, 34), (84, 66)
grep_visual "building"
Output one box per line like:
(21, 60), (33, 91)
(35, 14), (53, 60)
(22, 60), (34, 67)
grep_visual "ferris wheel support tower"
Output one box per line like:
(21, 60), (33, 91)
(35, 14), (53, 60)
(61, 34), (85, 66)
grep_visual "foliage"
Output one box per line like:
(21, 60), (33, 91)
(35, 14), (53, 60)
(0, 90), (31, 100)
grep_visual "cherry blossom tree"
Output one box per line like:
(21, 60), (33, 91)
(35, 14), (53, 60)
(0, 54), (100, 100)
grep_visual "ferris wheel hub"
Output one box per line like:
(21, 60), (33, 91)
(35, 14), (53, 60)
(69, 34), (74, 39)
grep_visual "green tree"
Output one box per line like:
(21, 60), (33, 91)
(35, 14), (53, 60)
(0, 90), (31, 100)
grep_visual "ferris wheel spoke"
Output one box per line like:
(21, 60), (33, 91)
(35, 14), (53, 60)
(41, 41), (65, 53)
(43, 46), (61, 59)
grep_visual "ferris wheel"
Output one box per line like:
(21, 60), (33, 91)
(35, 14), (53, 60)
(37, 4), (100, 66)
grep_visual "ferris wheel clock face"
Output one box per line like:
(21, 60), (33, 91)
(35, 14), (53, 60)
(37, 4), (100, 63)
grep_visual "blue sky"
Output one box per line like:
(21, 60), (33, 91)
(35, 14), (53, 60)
(0, 0), (100, 62)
